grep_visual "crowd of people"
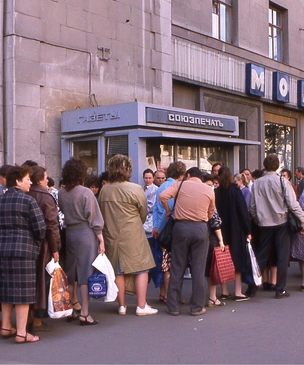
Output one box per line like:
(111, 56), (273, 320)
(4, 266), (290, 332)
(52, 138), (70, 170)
(1, 154), (304, 344)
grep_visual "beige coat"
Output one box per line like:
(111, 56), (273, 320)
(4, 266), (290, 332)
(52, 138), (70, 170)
(99, 181), (155, 274)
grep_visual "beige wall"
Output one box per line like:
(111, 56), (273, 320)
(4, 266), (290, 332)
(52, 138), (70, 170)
(3, 0), (172, 180)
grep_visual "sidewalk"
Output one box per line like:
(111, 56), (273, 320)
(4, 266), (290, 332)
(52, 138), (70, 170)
(1, 261), (304, 364)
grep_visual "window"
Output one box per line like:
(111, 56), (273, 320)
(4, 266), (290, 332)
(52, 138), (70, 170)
(105, 135), (128, 166)
(73, 140), (98, 176)
(265, 123), (294, 171)
(212, 0), (232, 43)
(269, 5), (283, 62)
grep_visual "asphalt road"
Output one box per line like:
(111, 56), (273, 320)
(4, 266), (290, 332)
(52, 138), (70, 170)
(1, 261), (304, 365)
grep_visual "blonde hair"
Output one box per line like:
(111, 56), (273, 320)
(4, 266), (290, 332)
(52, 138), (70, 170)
(234, 173), (248, 188)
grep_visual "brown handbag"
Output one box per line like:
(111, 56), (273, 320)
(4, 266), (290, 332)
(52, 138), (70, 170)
(210, 246), (235, 285)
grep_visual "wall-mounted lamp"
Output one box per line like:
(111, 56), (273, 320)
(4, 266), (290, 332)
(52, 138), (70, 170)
(97, 47), (111, 61)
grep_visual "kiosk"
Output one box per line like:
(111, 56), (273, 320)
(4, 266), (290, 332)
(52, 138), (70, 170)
(61, 102), (260, 183)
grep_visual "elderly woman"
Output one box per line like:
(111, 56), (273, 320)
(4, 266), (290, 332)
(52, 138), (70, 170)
(0, 166), (46, 344)
(27, 166), (61, 332)
(98, 154), (158, 316)
(58, 158), (105, 326)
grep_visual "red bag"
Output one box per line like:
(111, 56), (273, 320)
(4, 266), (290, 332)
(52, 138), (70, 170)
(210, 246), (235, 285)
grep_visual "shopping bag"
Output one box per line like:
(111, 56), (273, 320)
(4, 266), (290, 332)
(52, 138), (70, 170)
(91, 253), (118, 302)
(88, 272), (107, 299)
(210, 246), (235, 285)
(46, 259), (73, 319)
(247, 240), (262, 286)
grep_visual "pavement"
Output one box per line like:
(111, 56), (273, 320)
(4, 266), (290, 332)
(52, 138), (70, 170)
(1, 261), (304, 365)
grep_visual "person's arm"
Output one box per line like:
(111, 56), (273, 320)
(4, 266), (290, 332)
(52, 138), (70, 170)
(214, 229), (225, 251)
(159, 183), (179, 218)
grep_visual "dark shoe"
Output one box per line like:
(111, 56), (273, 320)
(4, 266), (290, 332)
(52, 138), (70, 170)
(79, 314), (98, 326)
(72, 301), (82, 314)
(268, 284), (276, 291)
(208, 298), (226, 307)
(1, 327), (17, 339)
(220, 293), (232, 300)
(31, 322), (53, 333)
(245, 284), (258, 297)
(301, 285), (304, 292)
(190, 308), (206, 316)
(235, 295), (250, 302)
(67, 309), (80, 322)
(166, 308), (180, 316)
(275, 290), (290, 299)
(262, 282), (270, 290)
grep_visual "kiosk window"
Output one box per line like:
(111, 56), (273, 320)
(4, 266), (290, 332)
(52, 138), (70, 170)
(73, 140), (98, 176)
(105, 135), (128, 165)
(199, 146), (228, 172)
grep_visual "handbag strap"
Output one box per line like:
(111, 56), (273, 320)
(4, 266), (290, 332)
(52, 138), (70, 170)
(280, 176), (289, 209)
(172, 179), (184, 210)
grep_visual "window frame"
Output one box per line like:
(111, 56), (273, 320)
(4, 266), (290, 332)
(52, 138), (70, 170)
(212, 0), (232, 43)
(268, 4), (283, 62)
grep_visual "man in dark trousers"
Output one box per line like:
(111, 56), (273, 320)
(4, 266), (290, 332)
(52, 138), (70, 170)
(159, 167), (215, 316)
(249, 155), (304, 299)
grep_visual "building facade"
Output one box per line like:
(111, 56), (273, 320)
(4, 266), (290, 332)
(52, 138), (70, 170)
(1, 0), (304, 183)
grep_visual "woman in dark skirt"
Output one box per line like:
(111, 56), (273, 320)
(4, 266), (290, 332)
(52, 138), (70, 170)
(0, 166), (46, 343)
(215, 167), (252, 302)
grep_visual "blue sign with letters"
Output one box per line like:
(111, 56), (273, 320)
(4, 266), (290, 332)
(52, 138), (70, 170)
(273, 72), (290, 103)
(246, 63), (265, 97)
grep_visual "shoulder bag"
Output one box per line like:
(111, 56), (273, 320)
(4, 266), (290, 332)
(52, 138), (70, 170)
(280, 177), (302, 233)
(158, 180), (184, 251)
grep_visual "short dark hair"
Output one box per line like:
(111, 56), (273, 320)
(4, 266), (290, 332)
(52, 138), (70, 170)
(281, 168), (292, 180)
(0, 164), (14, 177)
(251, 169), (264, 179)
(85, 175), (99, 188)
(201, 172), (213, 183)
(166, 161), (186, 180)
(22, 160), (38, 167)
(263, 154), (279, 172)
(186, 167), (201, 179)
(143, 168), (154, 177)
(47, 177), (55, 187)
(296, 167), (304, 175)
(6, 165), (31, 188)
(30, 166), (46, 185)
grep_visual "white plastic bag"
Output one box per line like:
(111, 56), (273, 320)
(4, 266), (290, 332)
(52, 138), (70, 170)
(46, 259), (73, 319)
(91, 254), (118, 302)
(247, 240), (262, 286)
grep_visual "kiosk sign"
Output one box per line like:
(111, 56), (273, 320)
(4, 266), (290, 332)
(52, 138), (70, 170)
(146, 108), (236, 133)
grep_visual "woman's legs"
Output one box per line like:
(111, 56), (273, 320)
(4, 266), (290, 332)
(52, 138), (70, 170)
(208, 279), (217, 301)
(163, 272), (170, 300)
(1, 303), (14, 331)
(135, 272), (148, 309)
(115, 274), (126, 307)
(234, 272), (245, 297)
(72, 282), (81, 310)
